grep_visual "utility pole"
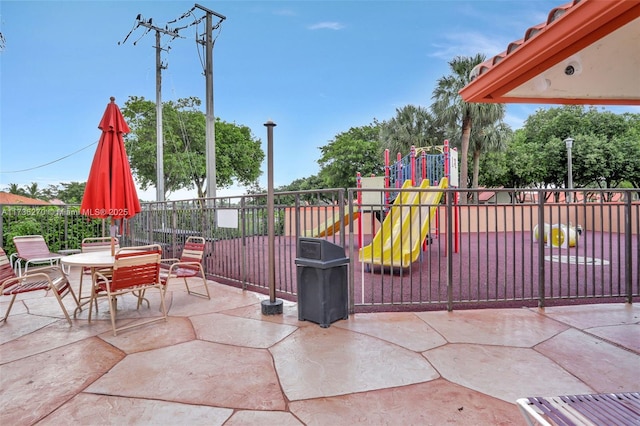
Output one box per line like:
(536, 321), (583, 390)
(120, 15), (181, 202)
(136, 19), (181, 202)
(194, 4), (226, 201)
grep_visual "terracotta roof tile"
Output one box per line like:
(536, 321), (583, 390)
(0, 192), (51, 205)
(470, 1), (580, 82)
(461, 0), (640, 105)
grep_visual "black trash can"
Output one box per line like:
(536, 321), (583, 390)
(295, 237), (349, 328)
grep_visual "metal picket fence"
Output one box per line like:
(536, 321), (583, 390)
(1, 187), (638, 313)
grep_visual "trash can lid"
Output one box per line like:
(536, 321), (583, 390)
(295, 257), (349, 269)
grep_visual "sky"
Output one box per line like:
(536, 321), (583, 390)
(1, 0), (636, 201)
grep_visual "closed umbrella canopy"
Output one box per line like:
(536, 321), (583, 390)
(81, 97), (141, 221)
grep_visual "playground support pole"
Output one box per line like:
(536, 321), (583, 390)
(442, 140), (450, 247)
(384, 149), (390, 205)
(443, 139), (459, 254)
(410, 145), (416, 186)
(420, 149), (429, 252)
(444, 139), (450, 180)
(397, 152), (402, 188)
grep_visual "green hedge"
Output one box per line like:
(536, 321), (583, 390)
(1, 205), (103, 255)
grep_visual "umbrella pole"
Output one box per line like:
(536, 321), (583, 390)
(110, 217), (116, 256)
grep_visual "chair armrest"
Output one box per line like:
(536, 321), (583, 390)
(166, 261), (203, 274)
(160, 258), (181, 269)
(1, 272), (53, 293)
(516, 398), (552, 426)
(171, 261), (202, 266)
(94, 271), (112, 286)
(9, 252), (18, 268)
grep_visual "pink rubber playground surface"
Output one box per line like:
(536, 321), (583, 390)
(207, 231), (639, 312)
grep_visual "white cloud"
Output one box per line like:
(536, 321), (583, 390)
(429, 31), (508, 60)
(308, 22), (344, 31)
(503, 110), (527, 131)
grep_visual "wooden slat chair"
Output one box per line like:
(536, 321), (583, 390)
(10, 235), (65, 275)
(88, 245), (167, 336)
(517, 392), (640, 426)
(159, 236), (210, 299)
(78, 237), (119, 305)
(0, 247), (78, 325)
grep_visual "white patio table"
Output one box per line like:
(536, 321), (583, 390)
(60, 250), (114, 316)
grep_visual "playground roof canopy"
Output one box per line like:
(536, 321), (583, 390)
(459, 0), (640, 105)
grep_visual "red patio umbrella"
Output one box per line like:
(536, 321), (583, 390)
(81, 97), (141, 255)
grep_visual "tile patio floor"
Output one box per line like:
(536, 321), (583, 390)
(1, 267), (638, 425)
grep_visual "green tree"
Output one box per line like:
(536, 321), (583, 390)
(57, 182), (86, 204)
(317, 124), (384, 189)
(469, 122), (511, 196)
(122, 96), (264, 198)
(618, 126), (640, 189)
(5, 183), (26, 196)
(278, 175), (325, 193)
(506, 130), (547, 189)
(23, 182), (42, 199)
(478, 150), (509, 188)
(522, 106), (640, 192)
(479, 129), (543, 202)
(275, 175), (329, 205)
(431, 54), (505, 200)
(379, 105), (443, 156)
(40, 184), (60, 201)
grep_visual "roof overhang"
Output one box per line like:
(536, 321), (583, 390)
(460, 0), (640, 105)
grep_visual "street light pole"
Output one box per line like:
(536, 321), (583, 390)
(261, 120), (283, 316)
(565, 137), (574, 203)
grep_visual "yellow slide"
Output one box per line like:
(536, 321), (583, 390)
(309, 208), (359, 238)
(359, 178), (447, 268)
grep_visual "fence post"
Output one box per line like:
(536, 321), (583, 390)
(624, 190), (633, 303)
(171, 201), (178, 257)
(347, 189), (355, 314)
(63, 205), (69, 249)
(537, 192), (546, 308)
(446, 188), (454, 311)
(338, 189), (346, 249)
(241, 196), (247, 289)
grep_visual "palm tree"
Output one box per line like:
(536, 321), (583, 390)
(5, 183), (24, 195)
(431, 54), (505, 202)
(380, 105), (442, 157)
(470, 121), (511, 199)
(24, 182), (42, 199)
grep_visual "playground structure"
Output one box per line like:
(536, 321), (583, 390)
(359, 178), (448, 268)
(384, 142), (459, 191)
(310, 140), (458, 236)
(308, 208), (359, 238)
(533, 222), (582, 248)
(306, 141), (458, 271)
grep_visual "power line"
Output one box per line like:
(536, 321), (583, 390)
(117, 5), (225, 201)
(120, 13), (184, 202)
(1, 140), (98, 173)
